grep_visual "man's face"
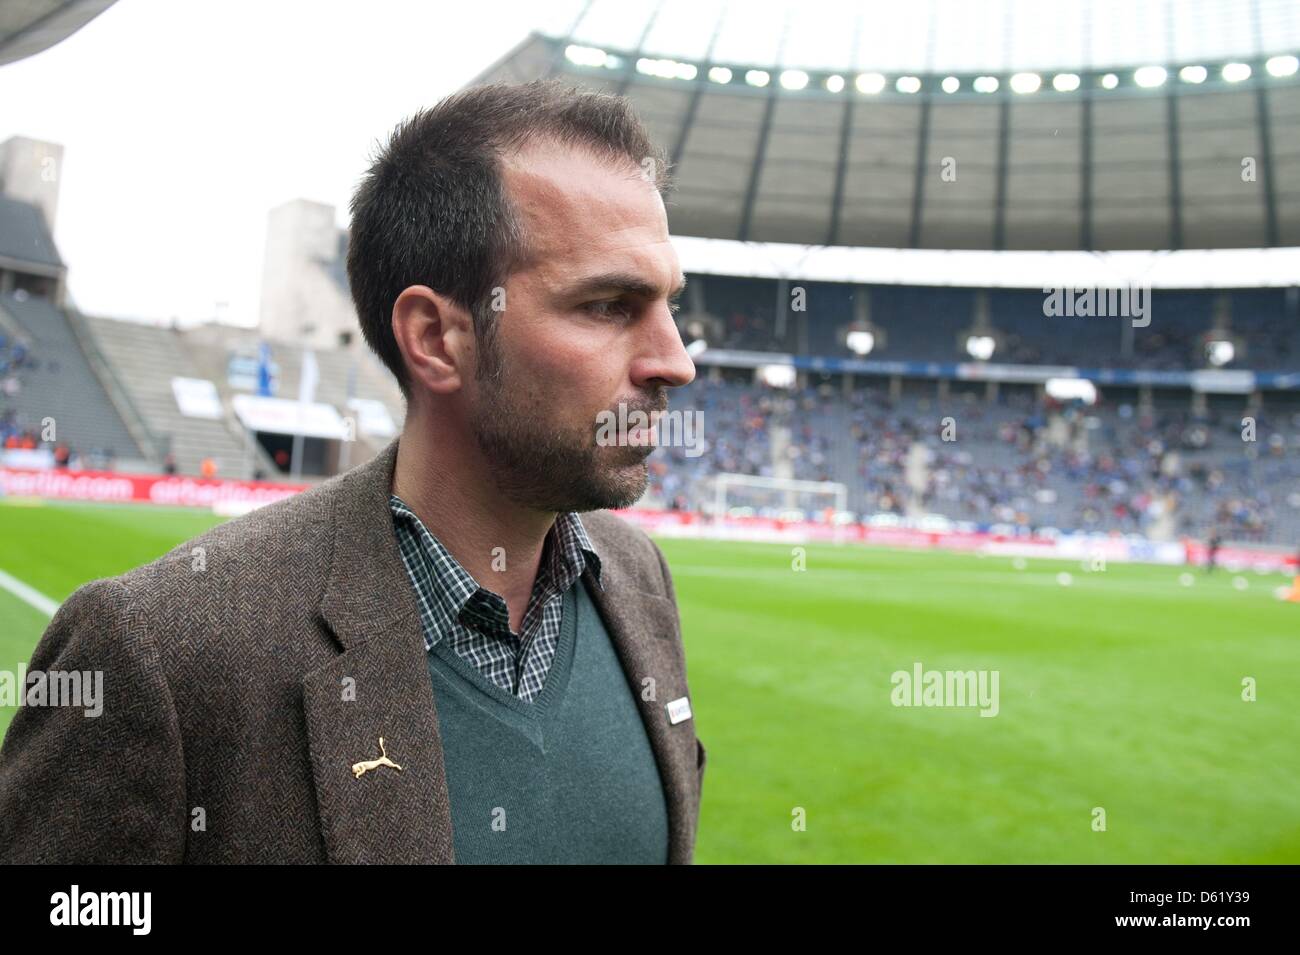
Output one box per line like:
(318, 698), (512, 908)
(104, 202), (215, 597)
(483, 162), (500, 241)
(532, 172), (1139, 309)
(465, 140), (695, 513)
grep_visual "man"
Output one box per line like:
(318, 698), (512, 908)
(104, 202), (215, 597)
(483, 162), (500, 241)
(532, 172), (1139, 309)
(1206, 528), (1222, 573)
(0, 80), (704, 864)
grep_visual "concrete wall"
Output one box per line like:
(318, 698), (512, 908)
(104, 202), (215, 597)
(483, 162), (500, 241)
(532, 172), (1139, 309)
(257, 198), (356, 350)
(0, 136), (64, 233)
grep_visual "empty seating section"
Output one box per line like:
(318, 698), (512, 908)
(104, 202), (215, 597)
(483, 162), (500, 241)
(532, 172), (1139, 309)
(0, 293), (143, 466)
(85, 316), (251, 477)
(693, 274), (1298, 371)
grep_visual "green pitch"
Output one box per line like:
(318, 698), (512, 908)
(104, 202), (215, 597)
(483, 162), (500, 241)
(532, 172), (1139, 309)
(3, 499), (1297, 863)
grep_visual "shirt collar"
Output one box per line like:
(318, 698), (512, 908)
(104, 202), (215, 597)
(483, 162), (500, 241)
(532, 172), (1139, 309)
(549, 510), (603, 592)
(389, 494), (603, 623)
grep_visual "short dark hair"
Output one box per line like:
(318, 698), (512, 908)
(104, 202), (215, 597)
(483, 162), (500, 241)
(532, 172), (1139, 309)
(345, 79), (671, 398)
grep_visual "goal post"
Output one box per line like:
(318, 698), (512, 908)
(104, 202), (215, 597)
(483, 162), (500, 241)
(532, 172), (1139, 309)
(710, 473), (849, 524)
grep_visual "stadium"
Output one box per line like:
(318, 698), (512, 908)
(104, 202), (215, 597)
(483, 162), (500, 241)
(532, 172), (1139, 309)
(2, 0), (1299, 868)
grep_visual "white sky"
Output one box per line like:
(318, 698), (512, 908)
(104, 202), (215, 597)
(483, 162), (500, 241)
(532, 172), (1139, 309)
(0, 0), (549, 327)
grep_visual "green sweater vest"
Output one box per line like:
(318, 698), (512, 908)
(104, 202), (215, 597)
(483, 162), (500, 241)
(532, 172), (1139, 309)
(425, 577), (670, 864)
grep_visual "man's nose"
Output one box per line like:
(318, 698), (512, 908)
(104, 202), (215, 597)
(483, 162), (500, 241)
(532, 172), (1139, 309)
(630, 302), (696, 389)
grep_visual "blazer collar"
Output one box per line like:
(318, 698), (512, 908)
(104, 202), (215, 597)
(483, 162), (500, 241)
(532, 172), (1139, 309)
(318, 437), (411, 653)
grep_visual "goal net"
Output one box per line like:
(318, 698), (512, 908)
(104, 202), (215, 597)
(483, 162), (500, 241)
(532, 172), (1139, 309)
(708, 473), (849, 525)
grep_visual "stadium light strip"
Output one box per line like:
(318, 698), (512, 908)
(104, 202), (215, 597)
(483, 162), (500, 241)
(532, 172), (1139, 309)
(558, 37), (1300, 99)
(780, 69), (809, 90)
(1133, 65), (1167, 87)
(1267, 54), (1299, 76)
(1010, 72), (1041, 93)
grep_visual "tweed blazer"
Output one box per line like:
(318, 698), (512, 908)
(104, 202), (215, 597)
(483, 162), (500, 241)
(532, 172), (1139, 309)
(0, 438), (705, 863)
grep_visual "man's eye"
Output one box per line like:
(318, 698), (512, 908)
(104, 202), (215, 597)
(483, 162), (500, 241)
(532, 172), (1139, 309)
(583, 300), (632, 319)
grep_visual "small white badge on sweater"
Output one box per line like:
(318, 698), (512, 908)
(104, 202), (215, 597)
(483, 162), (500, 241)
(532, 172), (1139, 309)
(667, 696), (692, 725)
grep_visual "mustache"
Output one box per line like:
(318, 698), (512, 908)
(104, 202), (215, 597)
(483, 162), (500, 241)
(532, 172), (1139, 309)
(603, 390), (668, 422)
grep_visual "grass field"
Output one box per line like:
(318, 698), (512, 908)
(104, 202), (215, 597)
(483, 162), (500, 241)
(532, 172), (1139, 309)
(3, 498), (1298, 863)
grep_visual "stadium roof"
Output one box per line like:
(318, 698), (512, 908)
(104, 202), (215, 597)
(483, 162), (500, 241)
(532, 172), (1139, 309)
(0, 195), (63, 270)
(0, 0), (116, 68)
(530, 0), (1300, 76)
(474, 29), (1300, 252)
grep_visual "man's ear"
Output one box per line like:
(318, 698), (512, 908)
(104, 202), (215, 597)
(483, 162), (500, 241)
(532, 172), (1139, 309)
(391, 285), (474, 396)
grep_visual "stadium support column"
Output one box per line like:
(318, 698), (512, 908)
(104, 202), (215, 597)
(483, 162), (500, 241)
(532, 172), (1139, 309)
(993, 98), (1011, 251)
(1251, 0), (1281, 246)
(739, 88), (779, 242)
(1254, 84), (1281, 247)
(827, 11), (861, 246)
(1139, 385), (1154, 415)
(739, 6), (789, 244)
(775, 276), (788, 347)
(1166, 87), (1184, 250)
(1080, 90), (1094, 249)
(1079, 8), (1094, 249)
(909, 5), (937, 249)
(827, 95), (855, 246)
(908, 96), (934, 248)
(1163, 7), (1183, 249)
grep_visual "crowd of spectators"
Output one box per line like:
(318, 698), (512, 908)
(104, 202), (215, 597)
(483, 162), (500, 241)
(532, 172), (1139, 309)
(644, 376), (1300, 544)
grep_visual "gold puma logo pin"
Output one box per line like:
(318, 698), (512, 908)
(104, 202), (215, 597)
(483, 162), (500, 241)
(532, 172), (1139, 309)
(351, 736), (403, 779)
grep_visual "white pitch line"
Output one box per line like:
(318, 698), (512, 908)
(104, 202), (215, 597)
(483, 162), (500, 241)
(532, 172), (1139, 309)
(0, 568), (58, 618)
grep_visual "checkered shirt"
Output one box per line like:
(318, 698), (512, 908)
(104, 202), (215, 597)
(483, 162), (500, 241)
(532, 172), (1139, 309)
(389, 494), (603, 702)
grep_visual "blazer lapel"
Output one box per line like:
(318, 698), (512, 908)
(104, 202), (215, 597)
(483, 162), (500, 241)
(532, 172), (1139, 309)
(583, 560), (699, 865)
(305, 438), (455, 863)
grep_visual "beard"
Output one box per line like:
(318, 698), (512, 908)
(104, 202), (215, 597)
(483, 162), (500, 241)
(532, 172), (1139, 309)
(469, 331), (665, 513)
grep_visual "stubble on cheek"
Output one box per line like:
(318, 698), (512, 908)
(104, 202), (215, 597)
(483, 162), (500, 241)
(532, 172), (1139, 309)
(472, 322), (655, 509)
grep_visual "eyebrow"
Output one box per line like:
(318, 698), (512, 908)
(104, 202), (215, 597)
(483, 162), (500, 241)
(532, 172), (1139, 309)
(562, 272), (687, 302)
